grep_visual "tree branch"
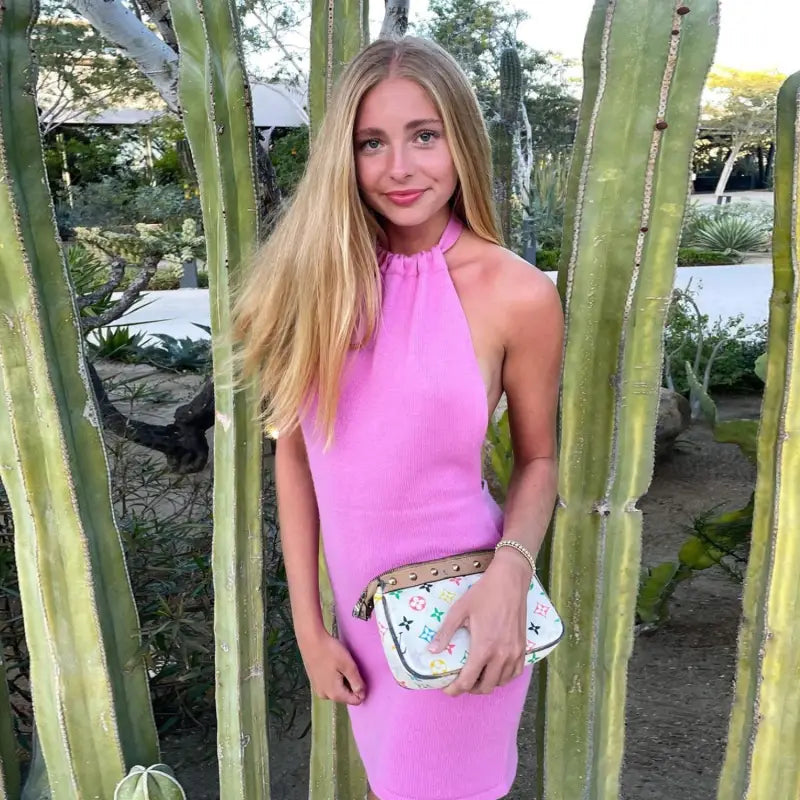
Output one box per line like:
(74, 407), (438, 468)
(136, 0), (179, 53)
(80, 255), (159, 331)
(88, 362), (214, 473)
(380, 0), (410, 38)
(69, 0), (179, 112)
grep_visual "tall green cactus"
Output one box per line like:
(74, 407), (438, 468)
(0, 2), (159, 797)
(308, 2), (369, 798)
(491, 47), (522, 246)
(165, 1), (269, 797)
(716, 69), (800, 800)
(545, 2), (718, 798)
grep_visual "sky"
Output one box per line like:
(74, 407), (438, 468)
(384, 0), (800, 75)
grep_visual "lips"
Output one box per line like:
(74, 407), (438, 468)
(385, 189), (425, 206)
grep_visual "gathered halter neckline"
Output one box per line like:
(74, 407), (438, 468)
(377, 214), (464, 275)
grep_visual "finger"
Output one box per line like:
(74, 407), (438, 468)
(328, 677), (363, 706)
(444, 654), (486, 697)
(429, 604), (466, 654)
(497, 655), (525, 687)
(473, 659), (504, 695)
(340, 657), (367, 701)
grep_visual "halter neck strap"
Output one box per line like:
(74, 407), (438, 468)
(438, 214), (463, 253)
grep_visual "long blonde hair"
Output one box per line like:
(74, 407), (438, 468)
(231, 37), (500, 447)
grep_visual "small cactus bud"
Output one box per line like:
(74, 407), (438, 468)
(655, 121), (669, 130)
(677, 5), (691, 14)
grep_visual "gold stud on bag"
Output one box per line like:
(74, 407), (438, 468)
(352, 548), (565, 690)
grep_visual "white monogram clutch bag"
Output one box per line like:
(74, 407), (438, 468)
(352, 549), (564, 690)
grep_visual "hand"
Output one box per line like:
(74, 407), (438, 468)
(429, 550), (531, 697)
(298, 629), (366, 705)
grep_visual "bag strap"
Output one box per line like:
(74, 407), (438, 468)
(352, 549), (495, 620)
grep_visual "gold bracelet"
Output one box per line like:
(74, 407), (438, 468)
(494, 539), (537, 575)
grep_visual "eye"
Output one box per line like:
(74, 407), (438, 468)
(416, 130), (439, 145)
(359, 138), (382, 152)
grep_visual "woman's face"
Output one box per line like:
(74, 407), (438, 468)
(354, 77), (458, 228)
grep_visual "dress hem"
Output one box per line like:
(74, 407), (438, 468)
(367, 776), (513, 800)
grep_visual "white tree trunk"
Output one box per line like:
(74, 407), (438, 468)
(714, 133), (744, 198)
(380, 0), (410, 38)
(69, 0), (180, 112)
(516, 99), (533, 209)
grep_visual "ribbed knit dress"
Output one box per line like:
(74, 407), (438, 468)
(299, 214), (532, 800)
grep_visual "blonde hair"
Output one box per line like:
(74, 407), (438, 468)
(231, 36), (500, 447)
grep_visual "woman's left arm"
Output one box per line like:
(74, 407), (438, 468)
(433, 258), (564, 697)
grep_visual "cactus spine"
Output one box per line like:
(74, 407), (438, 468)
(545, 2), (718, 798)
(115, 765), (186, 800)
(308, 2), (369, 798)
(492, 47), (522, 246)
(166, 1), (268, 797)
(716, 70), (800, 800)
(0, 2), (159, 797)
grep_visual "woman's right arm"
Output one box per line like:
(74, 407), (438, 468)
(275, 425), (366, 704)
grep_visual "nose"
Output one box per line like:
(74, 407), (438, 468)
(388, 143), (413, 181)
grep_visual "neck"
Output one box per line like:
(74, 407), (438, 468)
(383, 205), (452, 255)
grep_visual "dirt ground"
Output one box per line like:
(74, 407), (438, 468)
(102, 362), (758, 799)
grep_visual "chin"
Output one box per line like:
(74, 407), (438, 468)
(376, 198), (448, 228)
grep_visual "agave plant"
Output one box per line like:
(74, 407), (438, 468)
(686, 214), (770, 255)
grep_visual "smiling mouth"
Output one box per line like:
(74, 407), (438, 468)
(385, 190), (425, 205)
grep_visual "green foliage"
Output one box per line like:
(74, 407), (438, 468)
(270, 127), (309, 197)
(702, 67), (786, 144)
(57, 178), (202, 231)
(32, 10), (157, 133)
(677, 247), (741, 265)
(664, 283), (767, 395)
(485, 409), (513, 503)
(686, 214), (771, 255)
(536, 249), (560, 270)
(637, 498), (753, 629)
(681, 199), (773, 246)
(90, 327), (152, 362)
(526, 154), (570, 251)
(538, 246), (740, 270)
(419, 0), (578, 137)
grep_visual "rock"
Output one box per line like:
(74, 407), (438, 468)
(656, 387), (691, 459)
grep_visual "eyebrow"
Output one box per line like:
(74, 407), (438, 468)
(354, 118), (443, 137)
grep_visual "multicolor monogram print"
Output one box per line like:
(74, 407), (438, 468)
(372, 571), (564, 690)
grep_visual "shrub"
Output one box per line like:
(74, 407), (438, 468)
(535, 248), (560, 270)
(686, 215), (770, 255)
(677, 248), (741, 266)
(56, 177), (202, 231)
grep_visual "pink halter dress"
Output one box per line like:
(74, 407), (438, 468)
(299, 215), (532, 800)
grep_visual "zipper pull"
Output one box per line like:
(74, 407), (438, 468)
(352, 588), (374, 621)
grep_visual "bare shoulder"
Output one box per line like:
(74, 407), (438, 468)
(463, 235), (564, 341)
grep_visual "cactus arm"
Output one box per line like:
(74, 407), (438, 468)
(165, 1), (269, 796)
(545, 2), (718, 798)
(308, 3), (369, 798)
(310, 0), (369, 133)
(0, 3), (160, 796)
(716, 70), (800, 800)
(492, 47), (522, 247)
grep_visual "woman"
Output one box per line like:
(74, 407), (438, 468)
(233, 36), (563, 800)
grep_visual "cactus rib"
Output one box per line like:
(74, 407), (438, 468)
(716, 70), (800, 800)
(545, 2), (718, 798)
(0, 1), (159, 797)
(166, 0), (268, 796)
